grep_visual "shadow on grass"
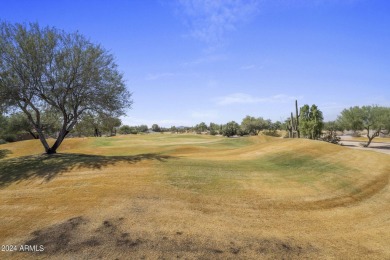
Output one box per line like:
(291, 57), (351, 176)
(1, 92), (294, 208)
(0, 153), (177, 188)
(0, 149), (12, 159)
(367, 145), (390, 150)
(341, 143), (390, 150)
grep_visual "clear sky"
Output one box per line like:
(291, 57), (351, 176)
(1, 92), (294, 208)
(1, 0), (389, 127)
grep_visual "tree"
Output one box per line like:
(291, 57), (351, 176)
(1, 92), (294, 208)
(263, 120), (281, 137)
(100, 115), (121, 136)
(209, 122), (221, 135)
(337, 106), (363, 135)
(299, 104), (324, 140)
(119, 125), (132, 135)
(170, 126), (178, 134)
(240, 116), (268, 135)
(72, 113), (100, 137)
(6, 110), (60, 139)
(0, 113), (9, 138)
(7, 112), (38, 139)
(137, 125), (148, 133)
(338, 106), (390, 147)
(195, 122), (208, 134)
(222, 121), (240, 137)
(273, 121), (282, 130)
(323, 121), (343, 134)
(0, 22), (132, 154)
(152, 124), (161, 132)
(321, 121), (343, 144)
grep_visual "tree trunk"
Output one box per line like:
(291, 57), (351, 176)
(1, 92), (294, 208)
(365, 128), (380, 147)
(366, 136), (374, 147)
(35, 128), (51, 153)
(47, 130), (70, 154)
(27, 130), (39, 139)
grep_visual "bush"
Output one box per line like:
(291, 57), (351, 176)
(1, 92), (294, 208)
(0, 139), (6, 144)
(209, 129), (217, 136)
(2, 134), (17, 142)
(320, 131), (341, 144)
(222, 121), (240, 137)
(263, 130), (281, 137)
(237, 129), (249, 136)
(119, 125), (132, 135)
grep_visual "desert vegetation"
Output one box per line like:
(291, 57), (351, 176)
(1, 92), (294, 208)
(1, 20), (390, 259)
(0, 135), (389, 259)
(0, 22), (132, 154)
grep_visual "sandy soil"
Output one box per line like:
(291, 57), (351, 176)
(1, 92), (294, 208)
(339, 136), (390, 155)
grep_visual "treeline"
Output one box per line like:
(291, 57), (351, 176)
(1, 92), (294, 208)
(284, 102), (390, 147)
(1, 104), (390, 149)
(0, 112), (123, 143)
(117, 116), (284, 137)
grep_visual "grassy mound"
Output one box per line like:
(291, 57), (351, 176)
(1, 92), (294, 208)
(0, 134), (388, 207)
(0, 134), (389, 259)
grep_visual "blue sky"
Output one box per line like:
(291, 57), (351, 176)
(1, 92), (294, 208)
(1, 0), (389, 127)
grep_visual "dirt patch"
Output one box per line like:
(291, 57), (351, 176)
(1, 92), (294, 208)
(21, 217), (144, 256)
(24, 216), (88, 253)
(256, 238), (316, 259)
(18, 216), (318, 259)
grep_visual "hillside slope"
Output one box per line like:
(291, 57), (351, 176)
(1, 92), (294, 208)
(0, 135), (389, 259)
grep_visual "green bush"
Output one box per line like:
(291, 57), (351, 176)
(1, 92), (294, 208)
(2, 134), (17, 142)
(222, 121), (240, 137)
(321, 131), (341, 144)
(263, 130), (281, 137)
(0, 139), (6, 144)
(209, 129), (217, 136)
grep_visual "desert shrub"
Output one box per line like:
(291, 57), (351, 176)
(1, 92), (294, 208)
(263, 130), (281, 137)
(321, 131), (341, 144)
(2, 134), (17, 142)
(0, 139), (6, 144)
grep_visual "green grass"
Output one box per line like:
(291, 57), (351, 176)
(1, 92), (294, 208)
(160, 151), (357, 194)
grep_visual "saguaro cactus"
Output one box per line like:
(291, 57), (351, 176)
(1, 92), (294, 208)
(295, 100), (300, 138)
(287, 100), (300, 138)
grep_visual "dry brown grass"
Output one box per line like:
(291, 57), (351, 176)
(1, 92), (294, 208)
(0, 134), (389, 259)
